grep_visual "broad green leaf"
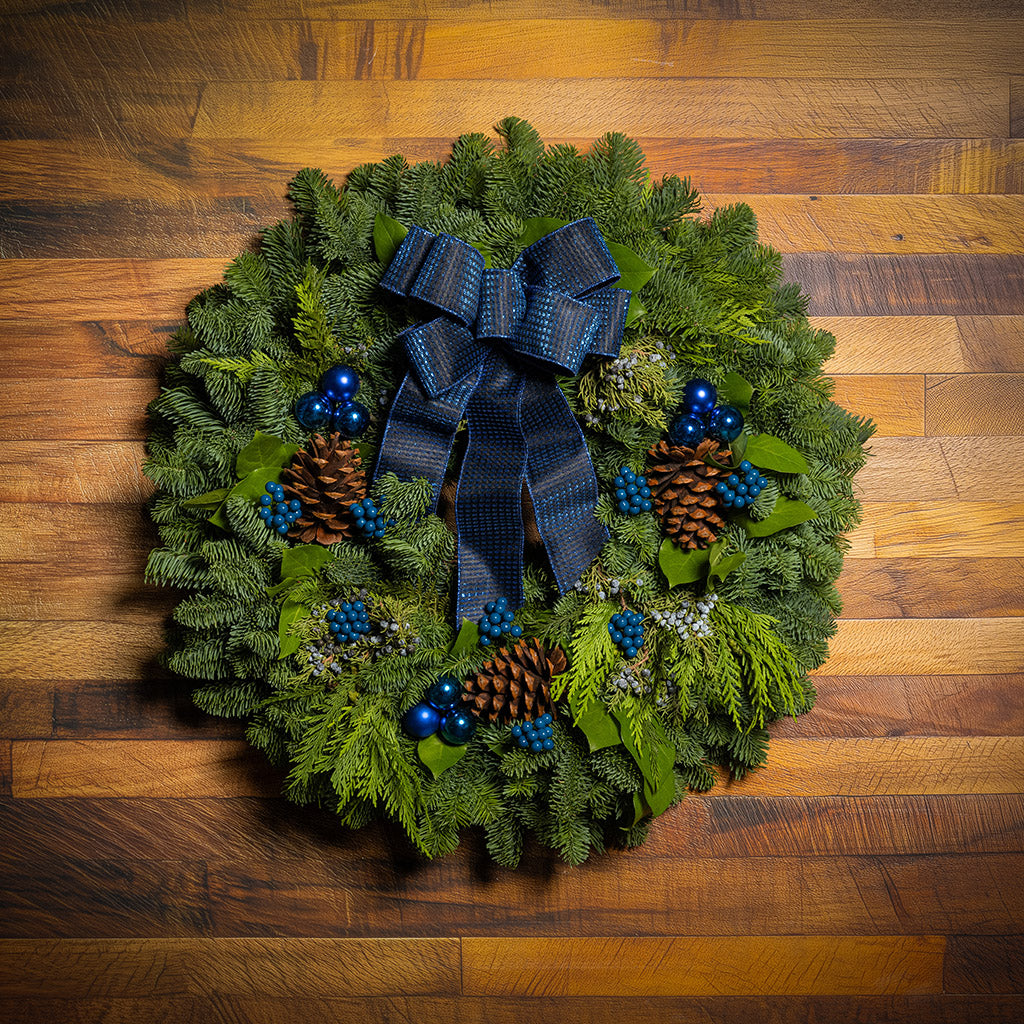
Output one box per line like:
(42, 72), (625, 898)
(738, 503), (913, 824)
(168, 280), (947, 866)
(658, 539), (711, 587)
(235, 431), (300, 480)
(210, 466), (288, 529)
(278, 597), (310, 659)
(708, 551), (746, 582)
(625, 295), (646, 326)
(573, 699), (622, 752)
(373, 212), (408, 264)
(418, 733), (469, 778)
(744, 433), (810, 475)
(604, 238), (656, 296)
(612, 708), (675, 793)
(280, 544), (335, 581)
(643, 768), (676, 818)
(739, 497), (818, 537)
(450, 617), (479, 657)
(730, 432), (749, 462)
(629, 791), (651, 826)
(183, 486), (230, 509)
(517, 216), (569, 248)
(718, 372), (754, 415)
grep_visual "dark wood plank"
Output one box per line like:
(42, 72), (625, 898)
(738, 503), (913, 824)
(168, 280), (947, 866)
(0, 379), (157, 440)
(1011, 75), (1024, 138)
(946, 936), (1024, 994)
(0, 322), (170, 377)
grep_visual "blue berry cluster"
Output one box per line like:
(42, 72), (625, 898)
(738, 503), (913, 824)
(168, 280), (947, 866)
(612, 466), (653, 515)
(349, 497), (395, 539)
(258, 482), (302, 536)
(608, 609), (645, 659)
(715, 460), (766, 510)
(478, 597), (523, 646)
(326, 599), (371, 644)
(512, 713), (555, 753)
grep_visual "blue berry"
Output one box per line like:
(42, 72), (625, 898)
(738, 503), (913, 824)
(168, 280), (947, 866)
(615, 488), (627, 500)
(740, 460), (752, 472)
(258, 507), (272, 521)
(728, 474), (740, 488)
(275, 524), (289, 535)
(259, 493), (272, 507)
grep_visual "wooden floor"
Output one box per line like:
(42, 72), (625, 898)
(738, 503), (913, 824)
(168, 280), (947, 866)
(2, 2), (1023, 1021)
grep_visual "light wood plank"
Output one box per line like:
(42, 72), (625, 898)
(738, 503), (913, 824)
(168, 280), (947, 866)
(190, 79), (1009, 141)
(0, 623), (163, 681)
(925, 374), (1024, 436)
(831, 375), (924, 435)
(462, 936), (945, 996)
(0, 379), (156, 440)
(0, 441), (151, 502)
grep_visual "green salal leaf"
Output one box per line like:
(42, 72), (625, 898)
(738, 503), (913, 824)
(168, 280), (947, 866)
(236, 431), (300, 480)
(707, 539), (746, 584)
(612, 708), (675, 808)
(418, 733), (469, 778)
(744, 433), (810, 474)
(658, 539), (711, 587)
(718, 371), (754, 415)
(209, 466), (288, 529)
(517, 216), (569, 248)
(573, 699), (622, 753)
(182, 486), (231, 509)
(450, 617), (479, 657)
(278, 596), (310, 659)
(604, 238), (656, 297)
(373, 212), (409, 264)
(280, 544), (334, 581)
(740, 497), (818, 537)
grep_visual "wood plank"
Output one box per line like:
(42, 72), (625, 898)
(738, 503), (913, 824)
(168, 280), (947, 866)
(1012, 75), (1024, 138)
(191, 79), (1009, 141)
(946, 936), (1024, 994)
(0, 937), (460, 997)
(0, 623), (163, 682)
(707, 195), (1024, 254)
(0, 321), (170, 377)
(837, 559), (1024, 617)
(830, 375), (924, 435)
(778, 674), (1024, 738)
(461, 936), (945, 996)
(849, 502), (1024, 559)
(784, 255), (1024, 315)
(0, 379), (157, 440)
(0, 442), (152, 502)
(925, 374), (1024, 436)
(820, 316), (1024, 374)
(820, 619), (1024, 676)
(0, 572), (173, 622)
(4, 18), (1023, 82)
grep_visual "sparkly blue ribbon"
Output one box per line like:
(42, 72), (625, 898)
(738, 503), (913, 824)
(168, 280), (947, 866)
(375, 218), (630, 622)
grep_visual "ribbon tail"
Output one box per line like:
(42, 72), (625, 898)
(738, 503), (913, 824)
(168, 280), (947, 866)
(454, 354), (527, 623)
(521, 375), (608, 593)
(373, 369), (479, 510)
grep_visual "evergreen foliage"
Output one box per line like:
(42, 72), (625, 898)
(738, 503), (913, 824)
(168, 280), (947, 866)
(144, 121), (872, 865)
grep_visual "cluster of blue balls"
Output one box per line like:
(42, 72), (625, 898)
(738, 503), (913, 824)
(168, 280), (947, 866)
(608, 609), (645, 659)
(612, 466), (653, 516)
(478, 597), (523, 646)
(668, 378), (745, 447)
(294, 364), (370, 439)
(325, 600), (371, 644)
(402, 676), (476, 745)
(715, 461), (767, 510)
(512, 714), (555, 754)
(258, 482), (302, 536)
(349, 497), (395, 539)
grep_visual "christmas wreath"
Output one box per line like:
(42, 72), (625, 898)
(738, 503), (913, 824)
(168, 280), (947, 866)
(144, 118), (873, 866)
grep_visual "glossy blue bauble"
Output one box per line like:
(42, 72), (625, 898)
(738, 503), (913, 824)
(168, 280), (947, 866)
(402, 702), (441, 739)
(439, 709), (476, 745)
(320, 364), (360, 403)
(708, 404), (744, 442)
(668, 413), (706, 447)
(331, 400), (370, 438)
(294, 391), (332, 431)
(427, 676), (462, 710)
(683, 378), (717, 416)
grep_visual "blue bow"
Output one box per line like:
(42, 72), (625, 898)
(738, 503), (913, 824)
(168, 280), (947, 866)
(374, 217), (630, 623)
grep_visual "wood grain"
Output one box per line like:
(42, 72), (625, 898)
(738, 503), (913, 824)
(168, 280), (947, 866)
(925, 374), (1024, 436)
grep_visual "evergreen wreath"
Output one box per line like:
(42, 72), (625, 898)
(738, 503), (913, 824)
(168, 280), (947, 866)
(144, 118), (873, 866)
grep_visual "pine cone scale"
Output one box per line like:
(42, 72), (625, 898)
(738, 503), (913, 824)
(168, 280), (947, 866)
(464, 638), (567, 724)
(281, 432), (366, 545)
(648, 438), (731, 550)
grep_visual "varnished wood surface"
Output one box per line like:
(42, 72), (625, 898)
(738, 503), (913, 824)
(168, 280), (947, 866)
(1, 2), (1022, 1021)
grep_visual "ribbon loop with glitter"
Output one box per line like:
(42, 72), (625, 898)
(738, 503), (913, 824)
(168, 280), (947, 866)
(375, 217), (630, 622)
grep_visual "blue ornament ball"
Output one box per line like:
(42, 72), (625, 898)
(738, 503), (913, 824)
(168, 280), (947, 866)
(294, 391), (332, 431)
(320, 364), (360, 403)
(668, 413), (706, 447)
(708, 404), (744, 443)
(331, 400), (370, 438)
(426, 676), (462, 710)
(683, 378), (717, 416)
(439, 709), (476, 745)
(402, 702), (441, 739)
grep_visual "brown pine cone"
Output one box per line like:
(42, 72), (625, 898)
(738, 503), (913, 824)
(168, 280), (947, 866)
(464, 639), (568, 723)
(648, 437), (732, 550)
(281, 432), (366, 545)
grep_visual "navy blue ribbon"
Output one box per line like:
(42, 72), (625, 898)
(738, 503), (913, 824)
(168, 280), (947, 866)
(374, 217), (630, 623)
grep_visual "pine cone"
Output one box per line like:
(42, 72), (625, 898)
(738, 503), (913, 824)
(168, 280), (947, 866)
(648, 437), (731, 550)
(281, 432), (366, 545)
(464, 639), (567, 723)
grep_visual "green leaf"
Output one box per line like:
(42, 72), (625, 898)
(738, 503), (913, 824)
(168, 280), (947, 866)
(280, 544), (334, 581)
(613, 708), (675, 793)
(658, 539), (711, 587)
(709, 551), (746, 582)
(718, 372), (754, 415)
(517, 216), (569, 248)
(210, 467), (288, 529)
(625, 295), (646, 326)
(744, 433), (810, 475)
(739, 497), (818, 537)
(278, 597), (310, 659)
(604, 238), (656, 296)
(183, 486), (230, 509)
(629, 791), (651, 827)
(373, 212), (408, 264)
(643, 769), (675, 818)
(418, 733), (469, 778)
(235, 431), (300, 480)
(451, 617), (479, 657)
(573, 699), (622, 753)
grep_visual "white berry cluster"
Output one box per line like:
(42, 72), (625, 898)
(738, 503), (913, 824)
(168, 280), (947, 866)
(369, 618), (421, 657)
(651, 592), (719, 640)
(610, 665), (653, 696)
